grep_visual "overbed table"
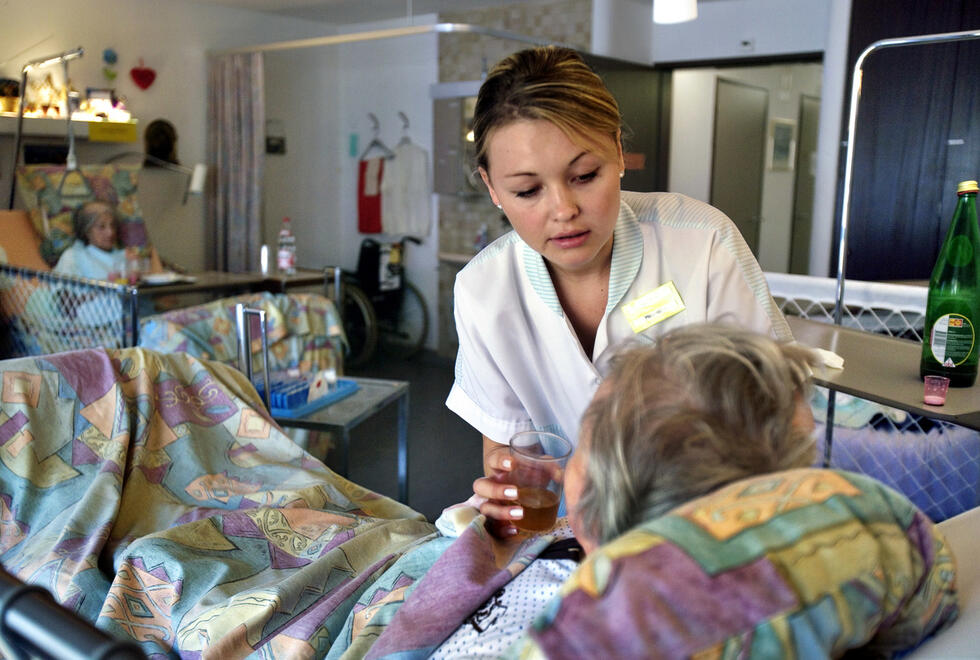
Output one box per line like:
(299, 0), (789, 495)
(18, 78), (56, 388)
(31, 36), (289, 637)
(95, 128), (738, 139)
(137, 271), (268, 297)
(273, 377), (411, 503)
(137, 269), (328, 297)
(788, 316), (980, 431)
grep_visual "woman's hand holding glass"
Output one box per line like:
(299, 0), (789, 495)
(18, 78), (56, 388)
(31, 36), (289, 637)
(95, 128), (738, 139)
(473, 441), (523, 537)
(474, 432), (571, 537)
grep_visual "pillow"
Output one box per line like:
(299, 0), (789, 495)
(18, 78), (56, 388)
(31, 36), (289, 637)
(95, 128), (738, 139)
(0, 210), (50, 271)
(15, 164), (149, 266)
(513, 468), (959, 658)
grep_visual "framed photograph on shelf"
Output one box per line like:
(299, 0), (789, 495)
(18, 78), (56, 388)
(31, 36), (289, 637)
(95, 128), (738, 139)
(767, 118), (797, 171)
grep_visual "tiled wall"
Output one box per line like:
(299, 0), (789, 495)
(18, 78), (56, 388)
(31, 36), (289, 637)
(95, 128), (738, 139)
(436, 0), (592, 357)
(438, 1), (593, 82)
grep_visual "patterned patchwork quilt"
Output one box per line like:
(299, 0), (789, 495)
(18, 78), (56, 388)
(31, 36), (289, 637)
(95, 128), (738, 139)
(0, 347), (437, 658)
(139, 292), (345, 376)
(513, 468), (960, 658)
(0, 348), (961, 658)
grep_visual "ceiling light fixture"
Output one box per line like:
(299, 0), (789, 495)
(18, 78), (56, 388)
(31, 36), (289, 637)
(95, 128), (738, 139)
(653, 0), (697, 24)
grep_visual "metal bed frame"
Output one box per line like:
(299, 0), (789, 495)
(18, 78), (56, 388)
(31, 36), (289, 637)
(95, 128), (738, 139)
(0, 264), (139, 358)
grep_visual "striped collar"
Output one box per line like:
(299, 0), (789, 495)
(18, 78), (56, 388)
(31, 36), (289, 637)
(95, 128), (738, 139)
(522, 200), (643, 316)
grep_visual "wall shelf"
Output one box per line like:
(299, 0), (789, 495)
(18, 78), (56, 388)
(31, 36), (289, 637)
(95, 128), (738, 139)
(0, 114), (138, 141)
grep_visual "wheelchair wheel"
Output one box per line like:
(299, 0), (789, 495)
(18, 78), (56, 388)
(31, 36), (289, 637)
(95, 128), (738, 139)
(378, 280), (428, 360)
(341, 281), (378, 368)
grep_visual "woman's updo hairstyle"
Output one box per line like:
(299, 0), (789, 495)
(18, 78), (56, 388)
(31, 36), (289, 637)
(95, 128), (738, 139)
(473, 45), (622, 173)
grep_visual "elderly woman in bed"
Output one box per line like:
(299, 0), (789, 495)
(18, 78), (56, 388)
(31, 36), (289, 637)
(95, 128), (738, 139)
(428, 324), (818, 657)
(423, 325), (956, 658)
(54, 200), (161, 283)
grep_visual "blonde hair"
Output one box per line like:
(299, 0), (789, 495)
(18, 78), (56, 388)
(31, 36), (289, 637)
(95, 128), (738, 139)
(473, 45), (622, 172)
(576, 324), (817, 546)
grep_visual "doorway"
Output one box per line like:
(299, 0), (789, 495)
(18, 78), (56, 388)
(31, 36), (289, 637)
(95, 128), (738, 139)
(710, 78), (768, 255)
(790, 93), (820, 274)
(669, 60), (823, 273)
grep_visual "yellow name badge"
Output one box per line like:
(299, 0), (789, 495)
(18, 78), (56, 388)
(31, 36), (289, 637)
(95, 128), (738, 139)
(622, 281), (686, 333)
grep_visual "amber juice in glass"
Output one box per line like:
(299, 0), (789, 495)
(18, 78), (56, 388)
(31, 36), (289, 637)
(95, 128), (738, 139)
(508, 431), (572, 532)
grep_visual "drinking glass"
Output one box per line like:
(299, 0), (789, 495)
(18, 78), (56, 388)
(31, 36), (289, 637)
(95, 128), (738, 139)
(508, 431), (572, 532)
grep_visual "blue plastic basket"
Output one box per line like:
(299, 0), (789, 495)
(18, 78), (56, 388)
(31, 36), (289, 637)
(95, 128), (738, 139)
(254, 376), (360, 418)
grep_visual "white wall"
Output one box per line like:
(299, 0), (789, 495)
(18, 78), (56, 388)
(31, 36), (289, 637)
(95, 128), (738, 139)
(263, 16), (440, 349)
(667, 69), (716, 201)
(669, 62), (822, 272)
(652, 0), (831, 63)
(0, 0), (328, 271)
(810, 0), (852, 277)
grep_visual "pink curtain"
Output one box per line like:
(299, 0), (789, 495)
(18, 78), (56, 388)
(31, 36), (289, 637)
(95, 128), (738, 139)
(207, 52), (264, 272)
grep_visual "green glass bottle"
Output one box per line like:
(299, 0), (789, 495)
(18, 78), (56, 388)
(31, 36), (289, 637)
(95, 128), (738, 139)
(920, 180), (980, 387)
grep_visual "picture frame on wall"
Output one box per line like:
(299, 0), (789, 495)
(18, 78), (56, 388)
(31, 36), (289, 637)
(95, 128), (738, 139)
(767, 118), (797, 171)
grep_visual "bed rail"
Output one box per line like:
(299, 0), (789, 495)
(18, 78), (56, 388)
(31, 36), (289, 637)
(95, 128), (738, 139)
(0, 264), (139, 358)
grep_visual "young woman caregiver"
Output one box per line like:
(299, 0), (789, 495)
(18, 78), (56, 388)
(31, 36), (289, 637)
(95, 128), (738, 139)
(445, 45), (792, 536)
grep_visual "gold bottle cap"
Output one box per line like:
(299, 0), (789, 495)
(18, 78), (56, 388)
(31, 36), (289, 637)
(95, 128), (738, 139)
(958, 180), (979, 194)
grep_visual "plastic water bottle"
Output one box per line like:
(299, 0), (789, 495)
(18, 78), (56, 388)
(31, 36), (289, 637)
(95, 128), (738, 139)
(277, 217), (296, 275)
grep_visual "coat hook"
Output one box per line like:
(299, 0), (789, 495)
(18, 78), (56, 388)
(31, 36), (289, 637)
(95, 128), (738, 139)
(368, 112), (380, 136)
(397, 111), (409, 131)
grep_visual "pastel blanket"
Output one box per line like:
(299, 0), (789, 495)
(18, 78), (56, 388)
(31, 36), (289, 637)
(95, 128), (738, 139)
(0, 347), (436, 658)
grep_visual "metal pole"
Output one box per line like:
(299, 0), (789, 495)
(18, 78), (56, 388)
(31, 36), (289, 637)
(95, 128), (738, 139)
(211, 22), (561, 56)
(235, 304), (271, 410)
(6, 48), (83, 210)
(235, 303), (251, 380)
(128, 286), (140, 346)
(833, 28), (980, 324)
(7, 70), (28, 209)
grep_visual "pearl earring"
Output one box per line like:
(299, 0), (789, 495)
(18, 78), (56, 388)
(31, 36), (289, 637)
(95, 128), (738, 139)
(619, 171), (625, 178)
(496, 203), (502, 210)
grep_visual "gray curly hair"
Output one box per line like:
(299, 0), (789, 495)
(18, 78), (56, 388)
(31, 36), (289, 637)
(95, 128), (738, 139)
(71, 200), (119, 246)
(575, 323), (817, 547)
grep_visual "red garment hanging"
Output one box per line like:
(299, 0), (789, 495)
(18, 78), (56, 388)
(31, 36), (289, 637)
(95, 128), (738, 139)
(358, 157), (384, 234)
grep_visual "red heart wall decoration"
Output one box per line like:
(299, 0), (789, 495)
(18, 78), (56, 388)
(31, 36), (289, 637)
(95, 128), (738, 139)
(130, 59), (156, 90)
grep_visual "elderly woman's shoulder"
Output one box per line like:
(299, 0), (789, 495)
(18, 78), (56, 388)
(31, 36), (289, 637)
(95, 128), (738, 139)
(53, 240), (84, 272)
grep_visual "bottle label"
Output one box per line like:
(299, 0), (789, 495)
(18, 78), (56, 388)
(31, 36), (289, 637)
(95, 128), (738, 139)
(929, 313), (975, 366)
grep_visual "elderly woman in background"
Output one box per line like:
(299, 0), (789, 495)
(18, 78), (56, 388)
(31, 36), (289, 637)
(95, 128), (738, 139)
(55, 200), (161, 283)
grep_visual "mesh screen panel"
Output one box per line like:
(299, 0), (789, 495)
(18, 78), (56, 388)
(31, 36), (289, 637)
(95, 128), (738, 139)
(0, 264), (137, 358)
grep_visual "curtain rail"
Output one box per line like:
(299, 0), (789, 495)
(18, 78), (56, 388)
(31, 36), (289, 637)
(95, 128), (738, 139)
(210, 22), (559, 56)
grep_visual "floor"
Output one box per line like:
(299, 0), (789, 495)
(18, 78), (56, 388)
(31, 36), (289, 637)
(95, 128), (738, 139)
(336, 349), (484, 522)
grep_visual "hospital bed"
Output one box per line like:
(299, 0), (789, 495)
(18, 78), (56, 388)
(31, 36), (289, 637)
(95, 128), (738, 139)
(0, 272), (974, 657)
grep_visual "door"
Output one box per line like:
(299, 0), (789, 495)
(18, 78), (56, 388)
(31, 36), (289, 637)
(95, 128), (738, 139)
(789, 94), (820, 274)
(710, 78), (768, 254)
(585, 53), (670, 192)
